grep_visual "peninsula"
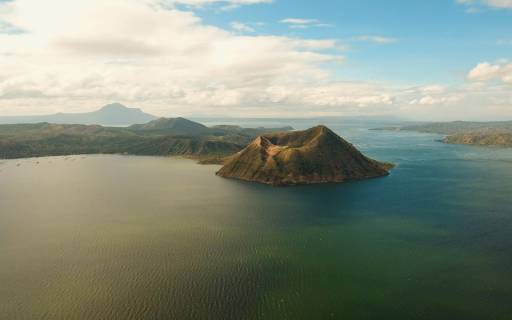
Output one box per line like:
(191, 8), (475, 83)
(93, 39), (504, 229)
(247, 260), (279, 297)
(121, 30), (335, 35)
(373, 121), (512, 147)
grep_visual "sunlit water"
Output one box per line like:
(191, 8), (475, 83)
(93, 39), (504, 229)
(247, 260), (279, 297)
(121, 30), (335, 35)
(1, 119), (512, 319)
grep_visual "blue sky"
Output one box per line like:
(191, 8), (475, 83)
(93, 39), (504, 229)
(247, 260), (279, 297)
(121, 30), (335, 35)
(0, 0), (511, 120)
(194, 0), (512, 85)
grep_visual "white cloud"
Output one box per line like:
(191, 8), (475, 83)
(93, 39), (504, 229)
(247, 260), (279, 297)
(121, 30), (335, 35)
(0, 0), (393, 117)
(279, 18), (332, 29)
(230, 21), (255, 33)
(468, 62), (501, 80)
(0, 0), (510, 120)
(410, 95), (463, 106)
(402, 81), (512, 120)
(484, 0), (512, 8)
(280, 18), (319, 25)
(468, 62), (512, 83)
(405, 84), (462, 106)
(355, 35), (398, 45)
(162, 0), (272, 8)
(457, 0), (512, 10)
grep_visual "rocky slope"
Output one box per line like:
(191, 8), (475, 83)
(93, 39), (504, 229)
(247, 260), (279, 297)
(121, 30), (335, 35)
(217, 125), (392, 186)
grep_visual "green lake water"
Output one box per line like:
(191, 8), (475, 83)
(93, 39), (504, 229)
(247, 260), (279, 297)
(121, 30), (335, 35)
(1, 120), (512, 319)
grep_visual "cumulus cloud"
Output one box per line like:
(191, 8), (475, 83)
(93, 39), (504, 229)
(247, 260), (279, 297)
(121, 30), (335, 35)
(405, 85), (462, 106)
(0, 0), (394, 117)
(0, 0), (510, 120)
(397, 81), (512, 120)
(468, 62), (512, 83)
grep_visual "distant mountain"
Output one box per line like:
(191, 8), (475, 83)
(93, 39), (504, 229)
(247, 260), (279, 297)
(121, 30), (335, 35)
(129, 117), (210, 135)
(0, 103), (157, 126)
(217, 125), (392, 186)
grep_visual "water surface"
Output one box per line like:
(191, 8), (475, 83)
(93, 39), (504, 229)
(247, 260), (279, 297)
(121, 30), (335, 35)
(1, 120), (512, 319)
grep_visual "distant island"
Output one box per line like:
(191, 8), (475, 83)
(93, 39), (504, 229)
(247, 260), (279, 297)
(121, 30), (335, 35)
(373, 121), (512, 147)
(217, 125), (393, 186)
(0, 103), (157, 126)
(0, 116), (293, 162)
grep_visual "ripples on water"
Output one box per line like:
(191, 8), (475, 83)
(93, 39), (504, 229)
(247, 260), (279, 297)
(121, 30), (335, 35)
(1, 120), (512, 319)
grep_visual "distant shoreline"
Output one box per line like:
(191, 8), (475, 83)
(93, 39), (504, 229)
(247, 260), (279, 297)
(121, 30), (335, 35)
(372, 121), (512, 148)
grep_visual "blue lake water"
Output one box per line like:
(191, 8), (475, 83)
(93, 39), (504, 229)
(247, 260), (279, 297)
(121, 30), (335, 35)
(1, 119), (512, 319)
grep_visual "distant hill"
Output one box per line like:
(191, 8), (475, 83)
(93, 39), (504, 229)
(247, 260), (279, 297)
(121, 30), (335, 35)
(373, 121), (512, 147)
(217, 125), (392, 186)
(398, 121), (512, 135)
(209, 125), (295, 137)
(0, 103), (157, 126)
(0, 119), (294, 161)
(130, 117), (210, 135)
(130, 119), (295, 137)
(445, 133), (512, 147)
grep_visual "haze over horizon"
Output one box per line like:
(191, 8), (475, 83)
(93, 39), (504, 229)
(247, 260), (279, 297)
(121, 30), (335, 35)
(0, 0), (511, 121)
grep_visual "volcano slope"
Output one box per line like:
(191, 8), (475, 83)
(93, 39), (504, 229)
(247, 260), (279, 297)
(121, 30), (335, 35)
(217, 125), (393, 186)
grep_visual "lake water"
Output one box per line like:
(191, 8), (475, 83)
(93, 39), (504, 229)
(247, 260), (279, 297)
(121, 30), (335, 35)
(1, 120), (512, 319)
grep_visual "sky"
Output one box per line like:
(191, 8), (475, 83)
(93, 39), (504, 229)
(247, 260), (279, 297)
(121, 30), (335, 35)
(0, 0), (511, 120)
